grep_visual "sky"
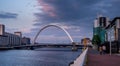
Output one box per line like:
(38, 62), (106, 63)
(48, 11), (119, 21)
(0, 0), (120, 44)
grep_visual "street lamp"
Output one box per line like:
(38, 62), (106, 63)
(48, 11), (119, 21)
(109, 24), (112, 55)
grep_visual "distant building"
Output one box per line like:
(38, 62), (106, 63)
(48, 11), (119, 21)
(14, 32), (22, 38)
(81, 38), (92, 45)
(0, 35), (8, 46)
(0, 24), (22, 47)
(0, 24), (31, 47)
(5, 32), (21, 46)
(22, 37), (30, 45)
(0, 24), (5, 35)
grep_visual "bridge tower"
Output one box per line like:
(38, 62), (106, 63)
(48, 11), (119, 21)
(72, 42), (78, 51)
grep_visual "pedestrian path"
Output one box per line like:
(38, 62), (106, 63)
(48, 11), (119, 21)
(85, 48), (120, 66)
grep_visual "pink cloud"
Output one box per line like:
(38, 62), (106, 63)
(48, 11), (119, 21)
(37, 0), (57, 17)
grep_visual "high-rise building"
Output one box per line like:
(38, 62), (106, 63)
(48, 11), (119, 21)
(94, 18), (99, 28)
(93, 15), (108, 44)
(99, 17), (107, 28)
(0, 24), (5, 35)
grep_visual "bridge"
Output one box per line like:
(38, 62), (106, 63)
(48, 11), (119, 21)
(33, 24), (78, 51)
(11, 44), (92, 49)
(0, 24), (88, 50)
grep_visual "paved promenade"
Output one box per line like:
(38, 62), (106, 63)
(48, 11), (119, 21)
(85, 48), (120, 66)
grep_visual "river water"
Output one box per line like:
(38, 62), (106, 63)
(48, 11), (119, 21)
(0, 48), (82, 66)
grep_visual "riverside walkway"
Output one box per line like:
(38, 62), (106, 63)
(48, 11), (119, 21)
(85, 48), (120, 66)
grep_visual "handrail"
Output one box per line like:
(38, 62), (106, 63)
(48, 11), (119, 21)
(70, 48), (88, 66)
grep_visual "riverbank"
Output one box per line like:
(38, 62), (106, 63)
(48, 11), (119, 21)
(0, 47), (13, 50)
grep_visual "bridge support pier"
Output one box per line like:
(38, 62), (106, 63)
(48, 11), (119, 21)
(30, 46), (34, 50)
(72, 42), (78, 51)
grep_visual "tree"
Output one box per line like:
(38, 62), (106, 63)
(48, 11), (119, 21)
(92, 35), (101, 46)
(92, 35), (101, 50)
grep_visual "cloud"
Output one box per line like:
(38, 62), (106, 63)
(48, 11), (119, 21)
(6, 27), (18, 33)
(35, 0), (100, 23)
(32, 0), (99, 42)
(31, 0), (120, 43)
(91, 0), (120, 17)
(34, 0), (103, 31)
(0, 11), (18, 19)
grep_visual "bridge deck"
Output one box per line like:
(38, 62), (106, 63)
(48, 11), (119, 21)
(85, 48), (120, 66)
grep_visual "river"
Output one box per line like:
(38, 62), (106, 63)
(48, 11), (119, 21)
(0, 48), (82, 66)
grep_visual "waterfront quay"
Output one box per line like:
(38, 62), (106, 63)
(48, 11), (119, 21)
(85, 48), (120, 66)
(70, 47), (120, 66)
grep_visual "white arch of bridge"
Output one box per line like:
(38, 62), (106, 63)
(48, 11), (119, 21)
(33, 24), (74, 44)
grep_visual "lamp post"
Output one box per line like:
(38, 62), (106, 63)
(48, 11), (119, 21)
(109, 25), (112, 55)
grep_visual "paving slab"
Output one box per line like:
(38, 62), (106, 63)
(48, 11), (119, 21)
(85, 48), (120, 66)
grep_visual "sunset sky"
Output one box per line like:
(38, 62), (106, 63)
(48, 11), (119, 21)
(0, 0), (120, 43)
